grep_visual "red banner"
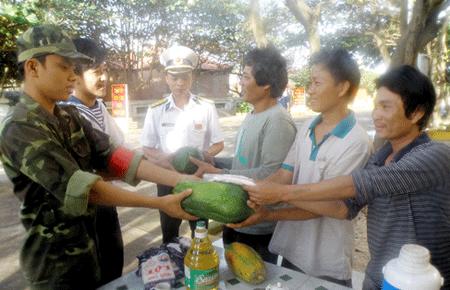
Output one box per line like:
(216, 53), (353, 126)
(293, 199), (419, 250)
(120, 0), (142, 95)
(111, 84), (127, 118)
(293, 87), (305, 106)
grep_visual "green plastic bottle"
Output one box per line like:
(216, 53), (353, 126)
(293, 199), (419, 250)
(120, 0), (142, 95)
(184, 221), (219, 290)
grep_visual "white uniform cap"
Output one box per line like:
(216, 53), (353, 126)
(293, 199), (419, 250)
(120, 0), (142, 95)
(160, 46), (198, 75)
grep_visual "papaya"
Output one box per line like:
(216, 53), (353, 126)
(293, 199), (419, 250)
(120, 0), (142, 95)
(172, 180), (254, 223)
(224, 242), (267, 284)
(171, 146), (204, 174)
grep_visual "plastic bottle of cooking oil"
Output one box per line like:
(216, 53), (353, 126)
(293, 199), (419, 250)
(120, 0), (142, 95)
(184, 221), (219, 290)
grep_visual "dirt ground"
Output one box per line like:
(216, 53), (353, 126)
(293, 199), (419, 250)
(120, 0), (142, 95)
(353, 206), (370, 273)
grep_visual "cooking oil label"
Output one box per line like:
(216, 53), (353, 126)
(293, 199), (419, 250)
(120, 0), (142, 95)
(184, 265), (219, 289)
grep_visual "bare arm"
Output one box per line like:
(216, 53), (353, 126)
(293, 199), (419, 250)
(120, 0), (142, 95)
(265, 168), (293, 184)
(283, 175), (356, 202)
(190, 157), (222, 176)
(200, 141), (225, 166)
(287, 200), (349, 219)
(226, 201), (319, 229)
(88, 179), (197, 220)
(135, 158), (199, 188)
(227, 199), (349, 229)
(88, 157), (200, 219)
(244, 175), (356, 204)
(142, 146), (175, 171)
(143, 146), (165, 162)
(207, 141), (224, 156)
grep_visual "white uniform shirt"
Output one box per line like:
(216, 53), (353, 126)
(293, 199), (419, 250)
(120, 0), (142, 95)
(140, 93), (224, 154)
(269, 112), (373, 280)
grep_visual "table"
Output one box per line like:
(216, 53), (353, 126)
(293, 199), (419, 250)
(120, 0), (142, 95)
(97, 242), (352, 290)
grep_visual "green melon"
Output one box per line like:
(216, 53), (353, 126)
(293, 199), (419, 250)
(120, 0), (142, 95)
(172, 180), (255, 223)
(171, 146), (205, 174)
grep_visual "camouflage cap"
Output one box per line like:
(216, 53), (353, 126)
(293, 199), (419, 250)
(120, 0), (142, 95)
(16, 24), (93, 64)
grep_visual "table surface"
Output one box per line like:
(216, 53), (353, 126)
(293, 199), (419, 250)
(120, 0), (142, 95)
(97, 242), (352, 290)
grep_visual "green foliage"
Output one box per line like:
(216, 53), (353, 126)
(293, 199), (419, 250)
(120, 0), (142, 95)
(0, 0), (254, 94)
(0, 0), (448, 105)
(289, 66), (310, 88)
(360, 69), (380, 96)
(236, 100), (253, 114)
(0, 0), (44, 88)
(0, 0), (107, 89)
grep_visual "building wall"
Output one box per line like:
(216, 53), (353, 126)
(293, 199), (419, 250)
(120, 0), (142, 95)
(107, 68), (230, 102)
(105, 67), (232, 120)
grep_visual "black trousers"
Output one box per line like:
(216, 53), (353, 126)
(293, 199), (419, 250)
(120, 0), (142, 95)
(95, 205), (124, 285)
(157, 184), (208, 244)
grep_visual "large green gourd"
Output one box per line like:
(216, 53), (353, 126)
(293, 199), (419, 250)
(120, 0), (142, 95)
(172, 180), (254, 223)
(171, 146), (204, 174)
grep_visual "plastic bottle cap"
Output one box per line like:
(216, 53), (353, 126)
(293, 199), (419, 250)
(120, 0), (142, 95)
(195, 229), (207, 239)
(196, 221), (206, 229)
(399, 244), (430, 266)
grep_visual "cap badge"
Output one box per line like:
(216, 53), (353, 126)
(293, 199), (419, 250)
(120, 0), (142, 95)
(174, 57), (183, 65)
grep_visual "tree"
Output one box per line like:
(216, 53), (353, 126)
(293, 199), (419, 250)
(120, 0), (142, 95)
(390, 0), (450, 69)
(0, 0), (253, 100)
(246, 0), (268, 47)
(284, 0), (323, 54)
(428, 17), (450, 127)
(0, 0), (41, 92)
(0, 0), (110, 93)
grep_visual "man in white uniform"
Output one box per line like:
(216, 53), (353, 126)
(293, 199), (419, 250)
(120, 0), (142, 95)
(140, 46), (224, 243)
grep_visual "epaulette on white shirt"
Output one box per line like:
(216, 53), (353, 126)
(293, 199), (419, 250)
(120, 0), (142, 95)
(195, 95), (214, 104)
(150, 98), (168, 108)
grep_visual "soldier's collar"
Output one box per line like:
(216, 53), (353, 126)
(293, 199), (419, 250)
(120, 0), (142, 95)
(167, 92), (195, 110)
(20, 92), (62, 124)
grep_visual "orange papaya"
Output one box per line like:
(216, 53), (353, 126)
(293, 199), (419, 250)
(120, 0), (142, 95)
(224, 242), (267, 284)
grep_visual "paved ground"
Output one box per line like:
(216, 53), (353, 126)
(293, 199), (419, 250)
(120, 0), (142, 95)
(0, 110), (374, 290)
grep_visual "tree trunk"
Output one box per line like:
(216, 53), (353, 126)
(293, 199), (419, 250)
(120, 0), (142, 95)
(389, 0), (447, 69)
(373, 31), (392, 64)
(428, 17), (450, 129)
(285, 0), (322, 54)
(247, 0), (268, 48)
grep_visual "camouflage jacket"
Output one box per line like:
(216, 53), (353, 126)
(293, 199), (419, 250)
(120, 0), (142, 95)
(0, 93), (142, 289)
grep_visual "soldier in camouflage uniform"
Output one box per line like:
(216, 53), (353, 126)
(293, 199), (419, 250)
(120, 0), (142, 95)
(0, 24), (197, 290)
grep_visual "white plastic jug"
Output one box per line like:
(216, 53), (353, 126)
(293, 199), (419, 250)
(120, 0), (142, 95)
(381, 244), (444, 290)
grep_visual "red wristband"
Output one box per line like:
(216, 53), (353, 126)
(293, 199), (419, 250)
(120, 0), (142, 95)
(109, 147), (135, 178)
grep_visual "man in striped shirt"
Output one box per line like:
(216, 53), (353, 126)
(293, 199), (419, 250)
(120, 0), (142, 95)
(62, 38), (129, 148)
(244, 65), (450, 289)
(60, 38), (130, 284)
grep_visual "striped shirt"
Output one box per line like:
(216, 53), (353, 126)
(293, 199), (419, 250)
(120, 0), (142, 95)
(64, 96), (105, 131)
(344, 133), (450, 289)
(90, 102), (104, 130)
